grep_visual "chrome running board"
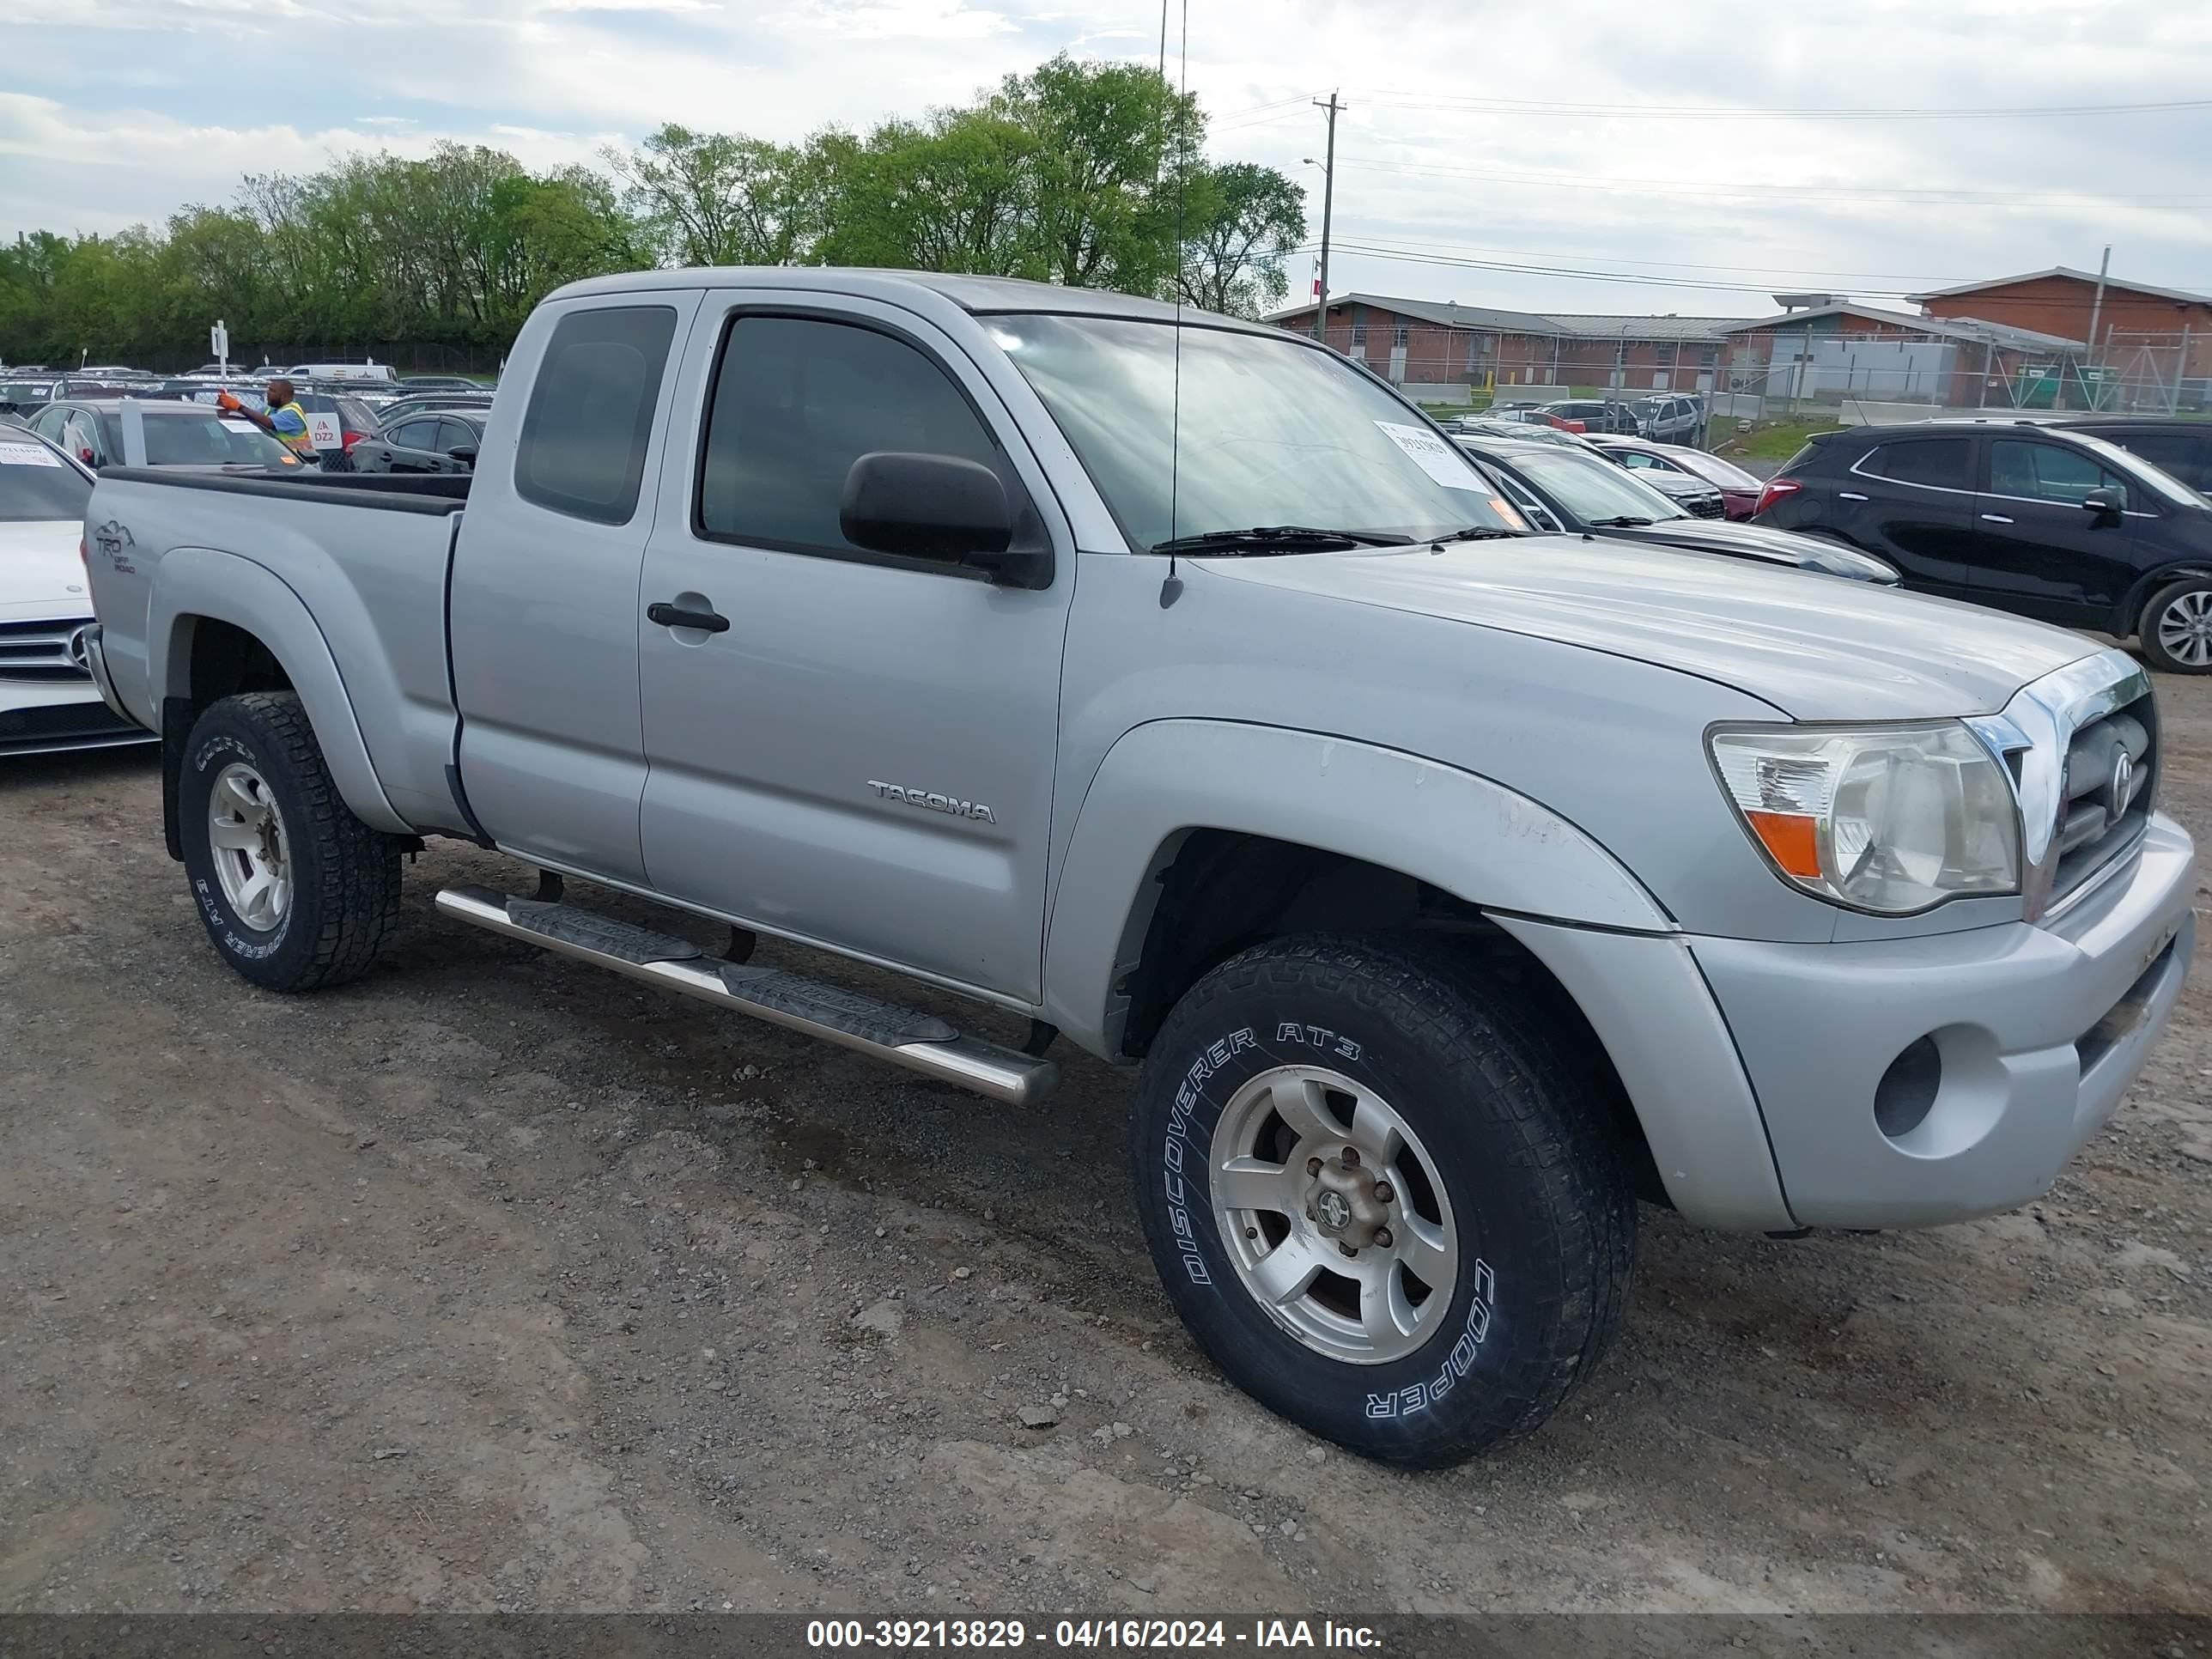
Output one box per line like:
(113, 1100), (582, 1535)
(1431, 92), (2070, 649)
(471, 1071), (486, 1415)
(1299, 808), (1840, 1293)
(434, 884), (1058, 1106)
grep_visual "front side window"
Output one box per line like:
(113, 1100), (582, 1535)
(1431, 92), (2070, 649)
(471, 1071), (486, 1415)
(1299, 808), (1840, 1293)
(2107, 432), (2209, 490)
(1865, 437), (1971, 490)
(697, 315), (1003, 556)
(993, 314), (1522, 549)
(1988, 440), (2124, 506)
(516, 304), (677, 525)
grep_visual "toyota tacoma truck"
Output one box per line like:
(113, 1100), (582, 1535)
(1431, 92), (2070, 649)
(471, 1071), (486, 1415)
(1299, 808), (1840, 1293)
(78, 269), (2196, 1468)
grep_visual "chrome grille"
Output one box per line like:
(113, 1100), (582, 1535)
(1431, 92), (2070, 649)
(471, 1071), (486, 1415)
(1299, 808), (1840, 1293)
(2051, 692), (2154, 902)
(1966, 650), (2157, 922)
(1685, 495), (1725, 519)
(0, 617), (93, 684)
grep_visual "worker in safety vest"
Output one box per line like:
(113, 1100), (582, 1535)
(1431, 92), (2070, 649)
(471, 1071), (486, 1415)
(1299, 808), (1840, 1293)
(218, 380), (318, 459)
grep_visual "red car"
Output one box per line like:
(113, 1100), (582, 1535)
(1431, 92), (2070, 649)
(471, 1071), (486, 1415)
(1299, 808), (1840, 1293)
(1583, 434), (1765, 519)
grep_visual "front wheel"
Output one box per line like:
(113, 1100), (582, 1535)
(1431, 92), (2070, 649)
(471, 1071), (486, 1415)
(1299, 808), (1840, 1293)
(2138, 579), (2212, 675)
(180, 691), (402, 990)
(1131, 935), (1634, 1468)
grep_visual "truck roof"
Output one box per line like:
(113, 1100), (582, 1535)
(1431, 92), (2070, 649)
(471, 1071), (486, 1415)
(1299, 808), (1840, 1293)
(546, 267), (1280, 334)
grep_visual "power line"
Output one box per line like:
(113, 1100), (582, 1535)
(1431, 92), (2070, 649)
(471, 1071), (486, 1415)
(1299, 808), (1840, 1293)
(1298, 239), (1931, 299)
(1326, 155), (2212, 210)
(1305, 232), (1983, 287)
(1349, 88), (2212, 121)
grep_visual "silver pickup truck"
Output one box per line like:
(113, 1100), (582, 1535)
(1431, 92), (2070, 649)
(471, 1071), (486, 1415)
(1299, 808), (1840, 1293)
(81, 269), (2196, 1468)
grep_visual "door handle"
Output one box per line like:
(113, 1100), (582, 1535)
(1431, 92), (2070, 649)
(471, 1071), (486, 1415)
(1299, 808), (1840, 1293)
(647, 600), (730, 634)
(1838, 491), (1869, 501)
(1979, 514), (2014, 525)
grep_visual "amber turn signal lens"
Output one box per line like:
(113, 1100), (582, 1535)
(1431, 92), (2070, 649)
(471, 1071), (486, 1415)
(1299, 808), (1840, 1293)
(1745, 810), (1822, 879)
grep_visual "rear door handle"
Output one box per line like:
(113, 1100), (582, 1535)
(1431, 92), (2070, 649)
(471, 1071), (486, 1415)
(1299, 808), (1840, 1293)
(1979, 514), (2014, 525)
(1838, 491), (1869, 501)
(647, 600), (730, 634)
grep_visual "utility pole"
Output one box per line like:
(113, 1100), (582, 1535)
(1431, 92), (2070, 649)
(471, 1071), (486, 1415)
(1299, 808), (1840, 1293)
(2086, 244), (2112, 384)
(1311, 92), (1343, 347)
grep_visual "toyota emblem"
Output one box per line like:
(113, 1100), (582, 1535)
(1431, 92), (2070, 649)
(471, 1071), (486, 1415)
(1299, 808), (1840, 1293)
(2108, 747), (2134, 827)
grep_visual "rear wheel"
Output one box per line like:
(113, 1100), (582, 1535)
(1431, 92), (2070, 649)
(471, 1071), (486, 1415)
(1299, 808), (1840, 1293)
(1131, 934), (1634, 1468)
(180, 691), (403, 990)
(2138, 579), (2212, 675)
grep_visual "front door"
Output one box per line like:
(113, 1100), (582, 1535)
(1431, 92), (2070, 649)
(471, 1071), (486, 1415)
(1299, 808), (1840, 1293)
(1843, 434), (1983, 596)
(635, 296), (1073, 1002)
(1969, 436), (2138, 627)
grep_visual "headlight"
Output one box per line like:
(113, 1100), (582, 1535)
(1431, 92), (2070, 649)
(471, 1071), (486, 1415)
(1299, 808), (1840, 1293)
(1709, 722), (2021, 915)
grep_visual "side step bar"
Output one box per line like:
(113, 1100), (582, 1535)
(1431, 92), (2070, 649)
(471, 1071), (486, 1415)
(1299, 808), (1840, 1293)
(434, 884), (1059, 1106)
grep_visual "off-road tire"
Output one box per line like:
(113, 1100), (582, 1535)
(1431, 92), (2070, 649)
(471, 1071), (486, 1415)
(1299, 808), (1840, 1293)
(180, 691), (402, 991)
(2137, 578), (2212, 675)
(1131, 933), (1635, 1468)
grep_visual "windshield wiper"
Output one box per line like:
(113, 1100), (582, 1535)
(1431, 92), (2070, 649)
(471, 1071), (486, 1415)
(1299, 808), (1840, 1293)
(1583, 514), (1656, 527)
(1429, 525), (1519, 543)
(1149, 524), (1416, 556)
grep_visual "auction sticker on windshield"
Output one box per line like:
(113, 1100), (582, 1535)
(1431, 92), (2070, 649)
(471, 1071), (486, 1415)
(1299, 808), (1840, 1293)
(0, 442), (63, 467)
(219, 419), (259, 434)
(1375, 420), (1483, 490)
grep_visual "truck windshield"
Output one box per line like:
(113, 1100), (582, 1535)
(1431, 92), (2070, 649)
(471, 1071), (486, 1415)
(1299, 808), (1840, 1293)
(0, 438), (91, 520)
(989, 314), (1520, 550)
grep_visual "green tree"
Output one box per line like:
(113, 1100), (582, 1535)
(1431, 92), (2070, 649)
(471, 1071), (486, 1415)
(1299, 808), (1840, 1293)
(1176, 161), (1307, 317)
(604, 125), (812, 267)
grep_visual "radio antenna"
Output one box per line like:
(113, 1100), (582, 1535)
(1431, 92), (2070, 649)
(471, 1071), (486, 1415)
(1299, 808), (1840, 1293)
(1159, 0), (1191, 609)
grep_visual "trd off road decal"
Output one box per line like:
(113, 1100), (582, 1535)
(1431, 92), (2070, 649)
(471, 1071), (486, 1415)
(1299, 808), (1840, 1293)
(1364, 1260), (1497, 1420)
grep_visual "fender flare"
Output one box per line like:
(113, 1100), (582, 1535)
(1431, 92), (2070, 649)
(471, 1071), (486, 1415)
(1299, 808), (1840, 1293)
(1040, 719), (1672, 1056)
(2117, 563), (2212, 639)
(152, 546), (410, 836)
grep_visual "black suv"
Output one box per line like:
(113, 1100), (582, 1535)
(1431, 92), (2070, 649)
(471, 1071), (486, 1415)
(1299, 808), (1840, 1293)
(1756, 422), (2212, 672)
(2044, 418), (2212, 495)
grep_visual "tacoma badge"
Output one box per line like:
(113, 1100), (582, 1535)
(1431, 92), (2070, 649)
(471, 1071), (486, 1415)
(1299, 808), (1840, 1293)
(868, 780), (997, 824)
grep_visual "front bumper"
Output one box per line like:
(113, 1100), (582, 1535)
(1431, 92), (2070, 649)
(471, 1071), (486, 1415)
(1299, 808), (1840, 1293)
(3, 627), (155, 757)
(1694, 813), (2195, 1229)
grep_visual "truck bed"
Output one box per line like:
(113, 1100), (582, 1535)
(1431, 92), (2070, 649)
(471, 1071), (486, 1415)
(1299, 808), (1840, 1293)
(86, 465), (470, 834)
(98, 465), (471, 511)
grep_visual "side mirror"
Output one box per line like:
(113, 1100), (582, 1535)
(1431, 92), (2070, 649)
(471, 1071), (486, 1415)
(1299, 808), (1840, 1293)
(2081, 485), (2127, 518)
(841, 451), (1045, 586)
(447, 445), (478, 465)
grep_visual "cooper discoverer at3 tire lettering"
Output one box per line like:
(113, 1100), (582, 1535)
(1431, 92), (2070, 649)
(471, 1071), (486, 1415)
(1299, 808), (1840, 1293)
(1130, 933), (1635, 1468)
(179, 691), (403, 993)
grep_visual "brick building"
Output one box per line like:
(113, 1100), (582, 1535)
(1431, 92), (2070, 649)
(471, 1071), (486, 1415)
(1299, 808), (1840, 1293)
(1265, 294), (1747, 395)
(1713, 301), (2088, 409)
(1910, 267), (2212, 380)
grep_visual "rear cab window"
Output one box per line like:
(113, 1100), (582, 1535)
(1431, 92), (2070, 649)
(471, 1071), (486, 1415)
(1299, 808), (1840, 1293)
(515, 305), (679, 525)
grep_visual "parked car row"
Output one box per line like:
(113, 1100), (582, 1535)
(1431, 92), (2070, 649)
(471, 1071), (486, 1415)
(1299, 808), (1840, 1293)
(1754, 416), (2212, 672)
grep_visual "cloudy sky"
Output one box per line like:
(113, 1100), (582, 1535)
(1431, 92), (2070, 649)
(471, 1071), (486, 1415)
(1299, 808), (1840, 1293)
(4, 0), (2210, 318)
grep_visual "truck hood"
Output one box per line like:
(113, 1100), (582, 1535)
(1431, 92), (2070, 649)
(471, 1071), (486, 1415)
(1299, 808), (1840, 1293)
(0, 519), (95, 620)
(1200, 536), (2096, 720)
(1609, 518), (1899, 583)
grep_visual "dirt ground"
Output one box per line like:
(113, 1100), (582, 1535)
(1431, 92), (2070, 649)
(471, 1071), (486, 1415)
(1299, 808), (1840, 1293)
(3, 672), (2208, 1621)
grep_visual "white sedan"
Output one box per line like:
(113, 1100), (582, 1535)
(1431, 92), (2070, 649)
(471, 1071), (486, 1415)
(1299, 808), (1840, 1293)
(0, 431), (155, 757)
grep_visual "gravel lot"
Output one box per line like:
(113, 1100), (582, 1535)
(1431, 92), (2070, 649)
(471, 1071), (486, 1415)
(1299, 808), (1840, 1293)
(3, 666), (2209, 1620)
